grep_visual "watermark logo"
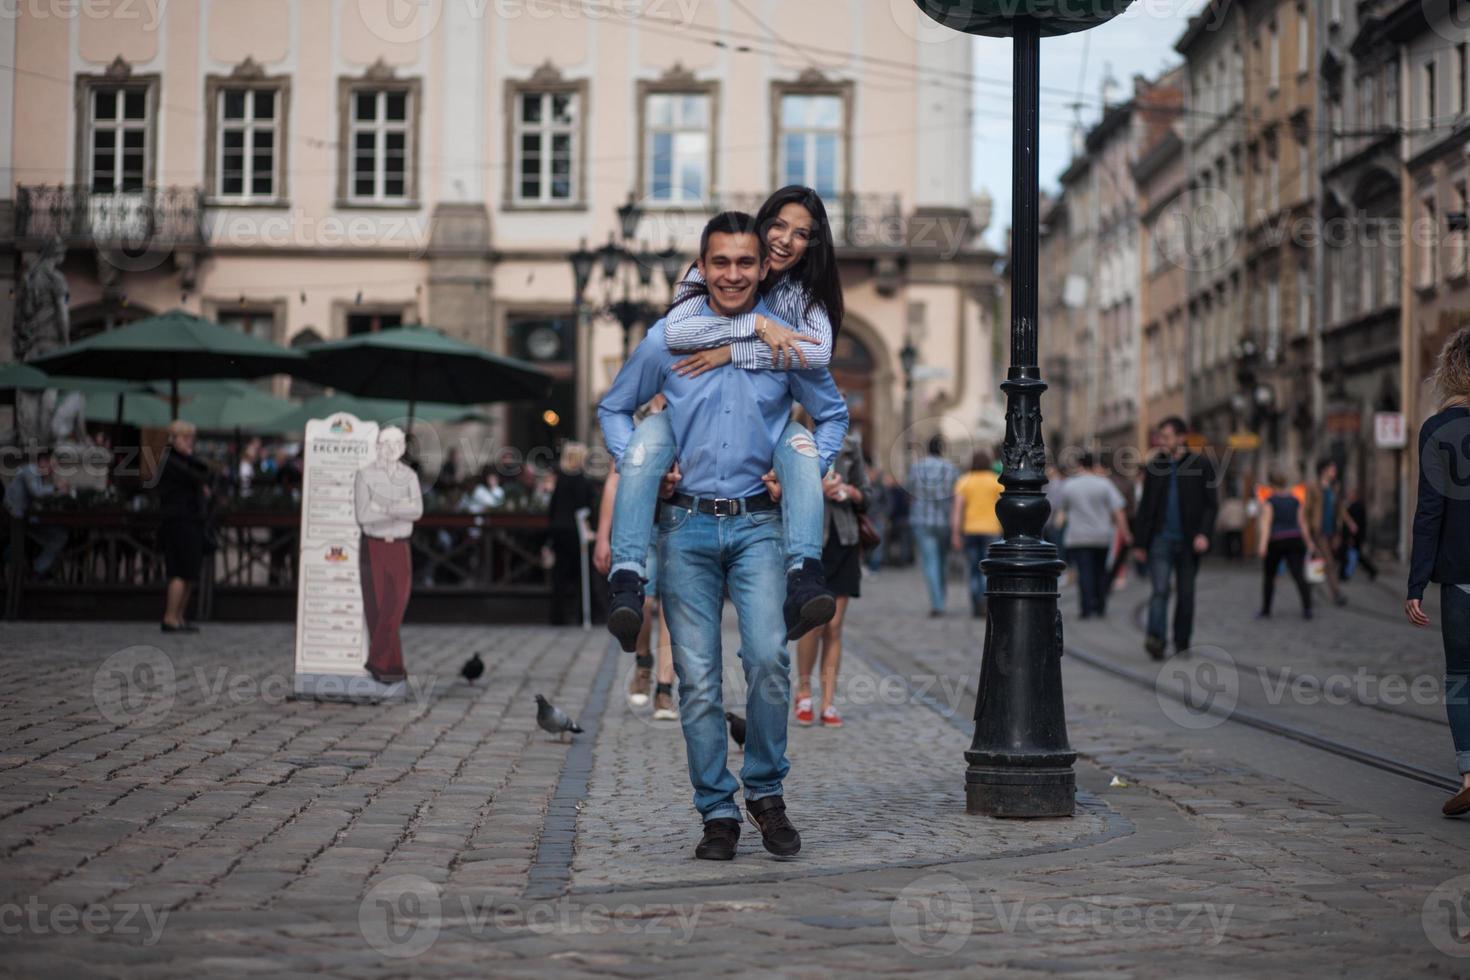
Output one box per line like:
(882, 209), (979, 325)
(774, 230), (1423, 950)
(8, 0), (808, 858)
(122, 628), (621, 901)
(93, 645), (176, 727)
(356, 0), (442, 43)
(1420, 414), (1470, 503)
(1423, 873), (1470, 957)
(1156, 186), (1240, 274)
(0, 898), (168, 945)
(890, 872), (973, 957)
(359, 874), (442, 959)
(1154, 645), (1237, 730)
(1427, 0), (1470, 43)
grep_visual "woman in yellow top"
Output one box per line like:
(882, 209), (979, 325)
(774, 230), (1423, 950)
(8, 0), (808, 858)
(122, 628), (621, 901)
(951, 450), (1003, 618)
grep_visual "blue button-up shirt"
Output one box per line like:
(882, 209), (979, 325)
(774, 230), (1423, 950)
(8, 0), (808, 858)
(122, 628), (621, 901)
(598, 302), (849, 500)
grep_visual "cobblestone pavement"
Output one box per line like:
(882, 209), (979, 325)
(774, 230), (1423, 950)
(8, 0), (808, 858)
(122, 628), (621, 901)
(3, 556), (1469, 977)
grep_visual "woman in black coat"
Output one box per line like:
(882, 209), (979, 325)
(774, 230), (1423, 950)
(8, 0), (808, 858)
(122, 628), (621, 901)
(1406, 326), (1470, 815)
(157, 420), (212, 632)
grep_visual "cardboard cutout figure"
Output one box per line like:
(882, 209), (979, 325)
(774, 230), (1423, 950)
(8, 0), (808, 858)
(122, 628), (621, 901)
(354, 426), (422, 684)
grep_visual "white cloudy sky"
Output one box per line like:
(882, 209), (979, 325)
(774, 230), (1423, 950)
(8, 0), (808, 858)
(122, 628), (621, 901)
(969, 0), (1209, 249)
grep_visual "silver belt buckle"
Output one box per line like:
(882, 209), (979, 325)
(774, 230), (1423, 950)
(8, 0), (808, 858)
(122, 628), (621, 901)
(712, 497), (739, 517)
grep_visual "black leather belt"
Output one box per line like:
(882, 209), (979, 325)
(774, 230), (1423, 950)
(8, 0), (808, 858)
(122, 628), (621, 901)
(665, 490), (777, 517)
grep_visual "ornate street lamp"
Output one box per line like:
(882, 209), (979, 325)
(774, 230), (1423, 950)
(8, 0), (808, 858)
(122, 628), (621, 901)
(910, 1), (1136, 818)
(570, 199), (684, 360)
(899, 340), (918, 466)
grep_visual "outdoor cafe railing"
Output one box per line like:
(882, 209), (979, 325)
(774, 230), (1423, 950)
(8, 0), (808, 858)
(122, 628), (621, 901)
(4, 509), (552, 621)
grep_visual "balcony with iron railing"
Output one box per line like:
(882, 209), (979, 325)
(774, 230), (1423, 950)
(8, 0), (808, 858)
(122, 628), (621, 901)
(15, 184), (206, 251)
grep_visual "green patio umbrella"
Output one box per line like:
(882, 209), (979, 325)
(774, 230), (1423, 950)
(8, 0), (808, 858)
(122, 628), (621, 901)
(264, 393), (492, 434)
(29, 309), (306, 419)
(0, 362), (146, 404)
(143, 379), (295, 432)
(299, 324), (551, 428)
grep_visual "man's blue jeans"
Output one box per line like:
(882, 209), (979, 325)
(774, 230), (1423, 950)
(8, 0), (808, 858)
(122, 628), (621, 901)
(1147, 537), (1199, 650)
(914, 525), (949, 613)
(610, 412), (824, 580)
(657, 502), (790, 822)
(962, 534), (994, 611)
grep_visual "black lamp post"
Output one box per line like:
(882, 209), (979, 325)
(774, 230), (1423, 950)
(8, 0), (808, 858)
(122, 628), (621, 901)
(910, 1), (1135, 818)
(899, 340), (918, 466)
(568, 193), (683, 359)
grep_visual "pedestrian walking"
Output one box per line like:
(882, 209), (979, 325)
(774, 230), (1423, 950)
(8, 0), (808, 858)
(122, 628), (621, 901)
(599, 211), (849, 861)
(795, 428), (870, 728)
(863, 456), (890, 574)
(1304, 459), (1349, 607)
(1405, 325), (1470, 815)
(1131, 416), (1218, 659)
(1340, 490), (1378, 581)
(156, 421), (213, 633)
(1057, 452), (1131, 619)
(908, 435), (959, 617)
(1217, 492), (1248, 559)
(1256, 471), (1314, 619)
(547, 441), (596, 627)
(950, 449), (1001, 619)
(3, 448), (69, 580)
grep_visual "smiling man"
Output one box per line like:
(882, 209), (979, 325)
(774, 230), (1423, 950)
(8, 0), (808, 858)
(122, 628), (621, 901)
(598, 212), (849, 861)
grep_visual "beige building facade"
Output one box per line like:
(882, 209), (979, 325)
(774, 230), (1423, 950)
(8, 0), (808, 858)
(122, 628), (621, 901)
(1, 0), (1004, 469)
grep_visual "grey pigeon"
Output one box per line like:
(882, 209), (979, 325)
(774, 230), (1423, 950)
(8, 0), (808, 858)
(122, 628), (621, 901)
(725, 711), (746, 748)
(460, 653), (484, 683)
(536, 694), (583, 741)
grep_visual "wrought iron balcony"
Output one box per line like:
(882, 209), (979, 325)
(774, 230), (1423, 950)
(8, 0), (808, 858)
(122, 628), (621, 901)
(15, 184), (205, 250)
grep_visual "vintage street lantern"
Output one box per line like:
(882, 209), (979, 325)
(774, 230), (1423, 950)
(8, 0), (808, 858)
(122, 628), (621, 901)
(910, 0), (1136, 817)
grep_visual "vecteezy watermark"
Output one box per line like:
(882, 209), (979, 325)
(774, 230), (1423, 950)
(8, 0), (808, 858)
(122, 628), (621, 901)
(0, 898), (169, 946)
(92, 647), (439, 727)
(1423, 873), (1470, 958)
(93, 645), (177, 727)
(890, 873), (1234, 957)
(0, 0), (165, 29)
(358, 874), (706, 958)
(1154, 645), (1239, 730)
(985, 895), (1233, 946)
(890, 872), (974, 957)
(360, 874), (442, 959)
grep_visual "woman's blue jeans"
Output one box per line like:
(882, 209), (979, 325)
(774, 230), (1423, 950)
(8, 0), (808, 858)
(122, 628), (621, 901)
(1442, 584), (1470, 774)
(610, 412), (825, 580)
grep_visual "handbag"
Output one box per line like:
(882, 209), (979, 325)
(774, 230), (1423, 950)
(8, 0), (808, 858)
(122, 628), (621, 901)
(1306, 555), (1326, 584)
(856, 513), (881, 552)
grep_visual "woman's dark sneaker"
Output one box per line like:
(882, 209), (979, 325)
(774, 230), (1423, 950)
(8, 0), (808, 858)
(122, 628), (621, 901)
(694, 818), (741, 860)
(783, 559), (836, 641)
(606, 570), (645, 652)
(746, 795), (801, 857)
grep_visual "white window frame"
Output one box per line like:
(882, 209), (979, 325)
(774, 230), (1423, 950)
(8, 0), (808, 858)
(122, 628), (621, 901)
(1421, 193), (1439, 289)
(1451, 178), (1469, 280)
(213, 86), (283, 203)
(1297, 4), (1309, 76)
(639, 88), (715, 206)
(1268, 20), (1280, 92)
(83, 81), (154, 194)
(339, 80), (420, 208)
(512, 89), (581, 207)
(773, 85), (849, 200)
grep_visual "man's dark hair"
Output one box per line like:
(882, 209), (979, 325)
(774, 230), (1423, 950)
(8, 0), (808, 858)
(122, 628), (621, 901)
(1158, 416), (1189, 436)
(927, 435), (946, 457)
(1315, 458), (1336, 477)
(699, 211), (766, 263)
(34, 448), (55, 462)
(971, 449), (993, 472)
(1079, 451), (1096, 469)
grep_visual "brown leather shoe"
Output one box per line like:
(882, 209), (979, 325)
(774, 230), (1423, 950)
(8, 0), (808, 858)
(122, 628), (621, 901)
(1443, 786), (1470, 817)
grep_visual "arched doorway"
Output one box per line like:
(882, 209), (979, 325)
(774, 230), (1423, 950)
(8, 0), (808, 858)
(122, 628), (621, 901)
(830, 331), (874, 453)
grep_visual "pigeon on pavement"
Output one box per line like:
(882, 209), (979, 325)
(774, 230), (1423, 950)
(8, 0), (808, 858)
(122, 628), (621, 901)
(725, 711), (746, 749)
(536, 694), (583, 741)
(460, 653), (485, 684)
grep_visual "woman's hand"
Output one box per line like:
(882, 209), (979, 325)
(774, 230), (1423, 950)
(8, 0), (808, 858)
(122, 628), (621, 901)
(755, 316), (821, 368)
(673, 346), (733, 378)
(593, 535), (611, 577)
(1406, 599), (1430, 628)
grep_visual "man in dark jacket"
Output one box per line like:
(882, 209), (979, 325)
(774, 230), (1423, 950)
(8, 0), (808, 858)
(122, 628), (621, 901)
(1130, 417), (1218, 659)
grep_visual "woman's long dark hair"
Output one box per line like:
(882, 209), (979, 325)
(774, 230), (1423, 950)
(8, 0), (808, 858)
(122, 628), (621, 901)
(755, 185), (844, 343)
(672, 186), (844, 342)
